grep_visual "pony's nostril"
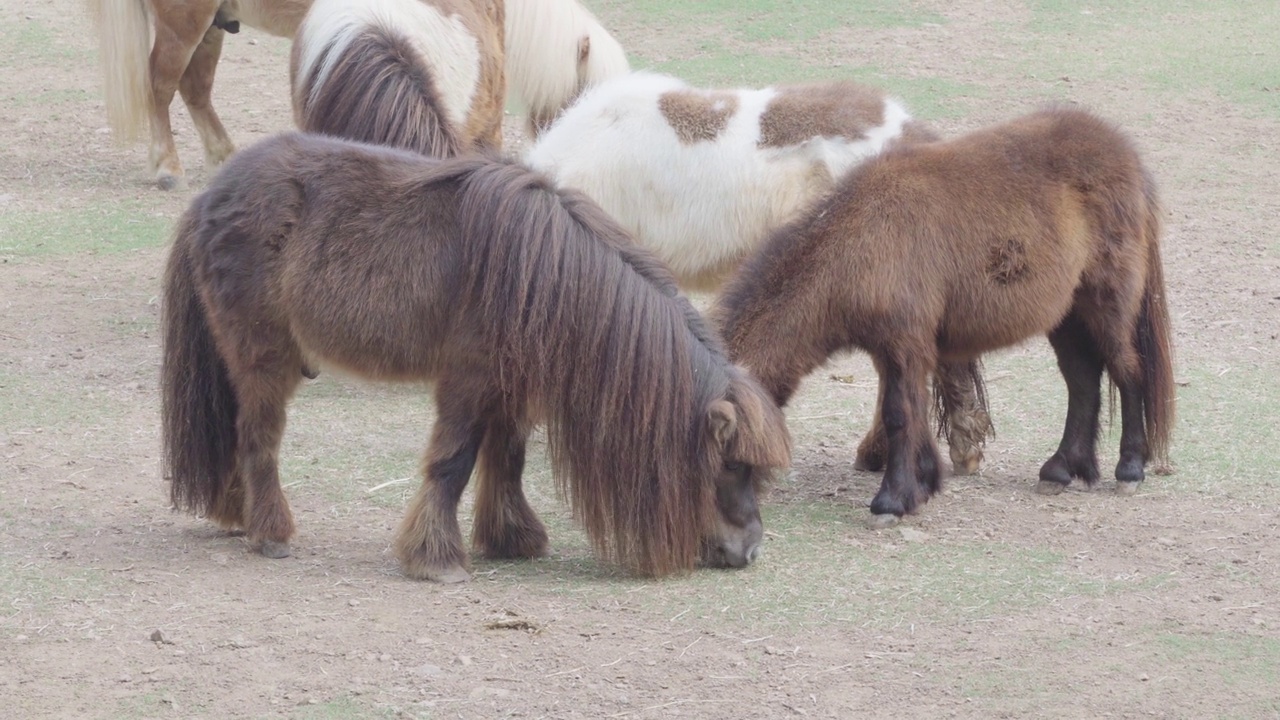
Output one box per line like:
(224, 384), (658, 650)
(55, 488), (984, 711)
(746, 544), (761, 564)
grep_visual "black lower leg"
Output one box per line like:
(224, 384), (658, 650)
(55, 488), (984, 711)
(1114, 380), (1148, 484)
(1040, 315), (1104, 487)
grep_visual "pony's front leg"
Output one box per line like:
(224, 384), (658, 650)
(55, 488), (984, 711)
(179, 25), (236, 170)
(935, 360), (993, 476)
(854, 356), (888, 472)
(868, 354), (941, 526)
(395, 386), (490, 582)
(471, 413), (549, 560)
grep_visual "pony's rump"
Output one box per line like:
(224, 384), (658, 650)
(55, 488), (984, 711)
(291, 0), (506, 154)
(525, 70), (930, 287)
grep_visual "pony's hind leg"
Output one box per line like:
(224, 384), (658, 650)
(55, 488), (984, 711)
(868, 352), (942, 525)
(1085, 309), (1150, 494)
(1038, 314), (1104, 494)
(147, 4), (217, 189)
(179, 25), (236, 170)
(471, 413), (549, 560)
(231, 365), (304, 558)
(1112, 379), (1148, 494)
(395, 382), (491, 582)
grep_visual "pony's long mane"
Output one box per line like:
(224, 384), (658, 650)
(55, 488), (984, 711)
(453, 160), (732, 575)
(504, 0), (630, 132)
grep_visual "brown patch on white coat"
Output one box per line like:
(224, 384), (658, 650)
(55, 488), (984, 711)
(758, 81), (936, 150)
(658, 91), (741, 144)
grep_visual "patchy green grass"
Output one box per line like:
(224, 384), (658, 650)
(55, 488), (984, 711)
(0, 553), (108, 637)
(602, 0), (946, 42)
(0, 87), (91, 110)
(1020, 0), (1280, 117)
(592, 0), (977, 115)
(0, 368), (108, 432)
(279, 379), (433, 509)
(486, 497), (1121, 631)
(0, 204), (171, 256)
(290, 697), (399, 720)
(1166, 363), (1279, 496)
(0, 19), (89, 68)
(1150, 629), (1280, 716)
(649, 44), (980, 116)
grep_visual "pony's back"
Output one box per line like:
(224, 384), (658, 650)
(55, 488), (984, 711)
(525, 71), (925, 288)
(290, 0), (505, 154)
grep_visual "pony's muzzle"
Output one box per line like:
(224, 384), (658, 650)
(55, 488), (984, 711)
(701, 520), (763, 569)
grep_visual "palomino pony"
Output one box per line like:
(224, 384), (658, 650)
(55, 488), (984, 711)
(504, 0), (629, 137)
(525, 70), (993, 475)
(92, 0), (627, 188)
(161, 132), (791, 581)
(290, 0), (506, 155)
(714, 107), (1175, 525)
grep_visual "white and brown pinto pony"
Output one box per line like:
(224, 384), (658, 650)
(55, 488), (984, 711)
(290, 0), (506, 155)
(525, 70), (993, 476)
(91, 0), (628, 188)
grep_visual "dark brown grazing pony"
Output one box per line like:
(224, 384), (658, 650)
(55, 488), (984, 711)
(714, 107), (1175, 524)
(289, 0), (507, 156)
(161, 132), (791, 581)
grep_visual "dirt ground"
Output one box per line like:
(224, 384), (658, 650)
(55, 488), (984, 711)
(2, 1), (1279, 718)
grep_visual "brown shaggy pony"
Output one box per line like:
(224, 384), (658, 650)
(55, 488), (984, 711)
(289, 0), (506, 156)
(715, 107), (1175, 524)
(161, 133), (791, 581)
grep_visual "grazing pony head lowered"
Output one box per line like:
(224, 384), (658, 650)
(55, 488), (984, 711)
(456, 165), (791, 573)
(504, 0), (630, 138)
(160, 132), (790, 579)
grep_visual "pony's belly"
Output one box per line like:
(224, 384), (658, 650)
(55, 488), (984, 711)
(940, 285), (1076, 358)
(230, 0), (311, 37)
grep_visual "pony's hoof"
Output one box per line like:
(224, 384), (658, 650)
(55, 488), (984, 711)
(424, 565), (471, 583)
(259, 540), (291, 558)
(950, 449), (982, 476)
(853, 447), (885, 472)
(1115, 456), (1145, 484)
(867, 513), (900, 530)
(1115, 480), (1141, 497)
(1035, 480), (1068, 496)
(155, 173), (185, 192)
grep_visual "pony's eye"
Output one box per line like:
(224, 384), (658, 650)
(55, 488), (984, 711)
(724, 461), (744, 473)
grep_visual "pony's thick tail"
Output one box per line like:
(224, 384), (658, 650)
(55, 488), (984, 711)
(161, 216), (243, 527)
(91, 0), (151, 140)
(1136, 188), (1176, 465)
(293, 21), (462, 157)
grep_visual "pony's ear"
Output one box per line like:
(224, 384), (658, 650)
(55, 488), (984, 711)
(708, 399), (738, 449)
(577, 34), (591, 64)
